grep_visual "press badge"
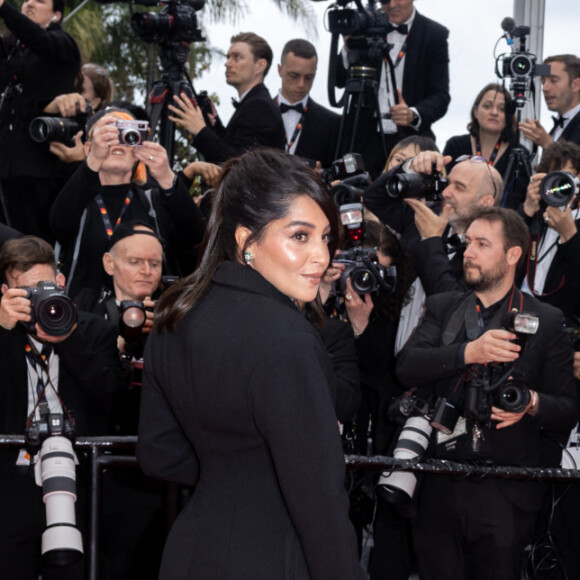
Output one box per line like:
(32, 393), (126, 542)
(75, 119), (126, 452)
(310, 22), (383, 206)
(16, 448), (31, 466)
(437, 416), (467, 445)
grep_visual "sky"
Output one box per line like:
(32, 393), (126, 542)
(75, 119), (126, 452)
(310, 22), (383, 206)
(192, 0), (580, 152)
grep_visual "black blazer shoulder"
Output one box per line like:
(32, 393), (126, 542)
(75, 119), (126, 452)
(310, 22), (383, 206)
(193, 83), (285, 163)
(295, 97), (341, 168)
(560, 109), (580, 146)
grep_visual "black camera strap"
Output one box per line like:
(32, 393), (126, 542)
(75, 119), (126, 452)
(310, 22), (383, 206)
(525, 230), (565, 297)
(24, 341), (53, 404)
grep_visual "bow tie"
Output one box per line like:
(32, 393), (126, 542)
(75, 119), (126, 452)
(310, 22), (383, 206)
(231, 97), (240, 110)
(280, 102), (305, 114)
(552, 115), (567, 129)
(386, 23), (408, 35)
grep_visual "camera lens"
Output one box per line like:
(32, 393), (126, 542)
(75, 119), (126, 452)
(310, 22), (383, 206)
(121, 129), (141, 146)
(540, 171), (579, 207)
(29, 117), (81, 144)
(494, 378), (530, 413)
(35, 295), (77, 337)
(350, 267), (376, 294)
(510, 54), (533, 77)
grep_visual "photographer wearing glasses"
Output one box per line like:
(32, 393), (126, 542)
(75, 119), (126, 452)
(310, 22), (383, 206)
(395, 207), (578, 580)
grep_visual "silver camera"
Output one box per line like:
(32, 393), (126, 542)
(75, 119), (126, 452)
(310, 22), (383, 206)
(116, 120), (149, 146)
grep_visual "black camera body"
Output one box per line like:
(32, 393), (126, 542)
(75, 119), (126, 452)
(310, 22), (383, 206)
(384, 168), (448, 202)
(502, 52), (550, 80)
(116, 120), (149, 146)
(25, 404), (75, 457)
(333, 246), (396, 297)
(19, 281), (77, 337)
(539, 170), (579, 208)
(131, 0), (205, 45)
(29, 100), (93, 145)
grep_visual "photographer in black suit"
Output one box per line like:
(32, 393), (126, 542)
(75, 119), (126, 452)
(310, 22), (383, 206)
(336, 0), (450, 178)
(0, 236), (124, 580)
(169, 32), (285, 163)
(275, 39), (340, 169)
(396, 207), (579, 580)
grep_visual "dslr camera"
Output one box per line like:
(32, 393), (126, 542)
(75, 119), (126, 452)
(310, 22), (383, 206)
(384, 163), (448, 202)
(116, 120), (149, 147)
(29, 100), (93, 145)
(465, 311), (539, 425)
(19, 281), (77, 337)
(25, 403), (83, 565)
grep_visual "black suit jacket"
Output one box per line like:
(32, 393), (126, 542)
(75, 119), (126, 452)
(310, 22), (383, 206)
(335, 11), (450, 177)
(0, 311), (125, 486)
(555, 109), (580, 145)
(193, 83), (285, 163)
(138, 261), (363, 580)
(292, 97), (341, 168)
(397, 289), (579, 468)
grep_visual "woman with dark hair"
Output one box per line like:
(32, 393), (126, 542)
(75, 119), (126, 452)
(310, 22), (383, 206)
(0, 0), (80, 240)
(137, 148), (364, 580)
(443, 82), (514, 177)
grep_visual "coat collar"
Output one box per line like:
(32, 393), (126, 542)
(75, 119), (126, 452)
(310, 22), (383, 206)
(212, 261), (298, 311)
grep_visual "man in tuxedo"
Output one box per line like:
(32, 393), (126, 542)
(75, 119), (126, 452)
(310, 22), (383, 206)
(396, 207), (578, 580)
(276, 39), (340, 169)
(336, 0), (450, 177)
(168, 32), (285, 163)
(0, 236), (124, 579)
(520, 54), (580, 148)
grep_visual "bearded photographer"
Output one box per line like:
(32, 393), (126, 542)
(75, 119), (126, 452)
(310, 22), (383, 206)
(0, 236), (124, 579)
(395, 207), (578, 580)
(49, 108), (205, 299)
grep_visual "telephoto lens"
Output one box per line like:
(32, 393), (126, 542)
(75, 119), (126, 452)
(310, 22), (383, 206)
(375, 416), (432, 504)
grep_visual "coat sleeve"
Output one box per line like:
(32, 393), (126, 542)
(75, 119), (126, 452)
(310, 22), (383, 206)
(137, 333), (199, 486)
(249, 330), (364, 580)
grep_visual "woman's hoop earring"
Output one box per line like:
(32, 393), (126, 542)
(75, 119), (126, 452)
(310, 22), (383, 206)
(244, 251), (253, 265)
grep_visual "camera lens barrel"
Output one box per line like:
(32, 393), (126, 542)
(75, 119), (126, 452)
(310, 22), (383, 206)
(376, 416), (433, 504)
(36, 436), (83, 565)
(539, 171), (579, 207)
(29, 117), (82, 144)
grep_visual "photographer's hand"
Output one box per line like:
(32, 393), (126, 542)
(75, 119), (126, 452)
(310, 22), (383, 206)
(133, 142), (175, 190)
(491, 389), (539, 429)
(142, 298), (155, 335)
(519, 118), (553, 149)
(574, 352), (580, 381)
(320, 256), (345, 304)
(49, 131), (86, 164)
(344, 278), (373, 337)
(523, 173), (545, 217)
(464, 329), (521, 365)
(0, 288), (31, 330)
(390, 90), (414, 127)
(544, 204), (577, 243)
(43, 93), (87, 117)
(409, 152), (451, 175)
(404, 198), (450, 238)
(168, 92), (206, 137)
(85, 115), (120, 172)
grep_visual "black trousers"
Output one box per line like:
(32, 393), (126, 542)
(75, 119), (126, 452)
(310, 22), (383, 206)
(412, 474), (543, 580)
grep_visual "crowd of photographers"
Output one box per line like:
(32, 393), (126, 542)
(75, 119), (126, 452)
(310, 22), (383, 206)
(2, 0), (580, 577)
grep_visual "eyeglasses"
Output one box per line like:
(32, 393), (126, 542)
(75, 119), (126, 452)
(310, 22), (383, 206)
(455, 155), (499, 201)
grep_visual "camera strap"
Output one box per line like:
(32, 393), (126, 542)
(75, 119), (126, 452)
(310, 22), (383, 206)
(24, 341), (53, 404)
(95, 190), (134, 238)
(525, 230), (565, 297)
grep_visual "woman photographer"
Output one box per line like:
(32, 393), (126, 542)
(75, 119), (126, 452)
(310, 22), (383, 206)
(443, 83), (514, 179)
(0, 0), (80, 240)
(137, 149), (364, 580)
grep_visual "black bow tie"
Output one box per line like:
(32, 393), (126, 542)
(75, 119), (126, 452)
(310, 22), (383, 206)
(231, 97), (240, 110)
(280, 102), (305, 114)
(386, 23), (408, 35)
(552, 115), (567, 129)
